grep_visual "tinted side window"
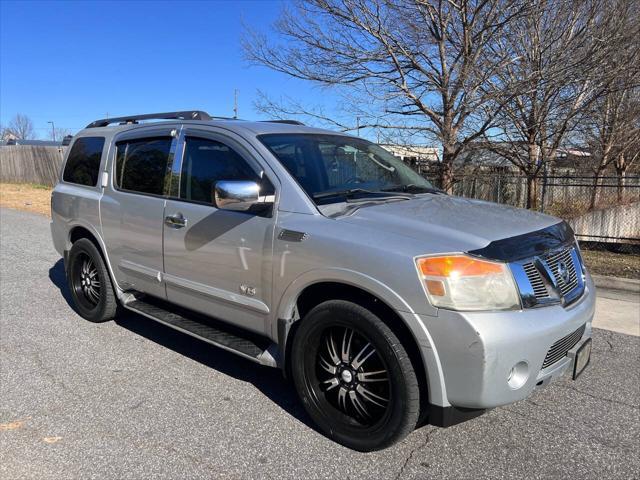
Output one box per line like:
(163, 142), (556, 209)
(62, 137), (105, 186)
(180, 137), (270, 204)
(115, 137), (172, 195)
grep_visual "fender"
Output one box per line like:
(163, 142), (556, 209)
(275, 267), (450, 407)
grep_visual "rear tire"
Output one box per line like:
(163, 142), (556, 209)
(67, 238), (119, 323)
(291, 300), (420, 451)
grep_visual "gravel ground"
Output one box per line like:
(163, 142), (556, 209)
(1, 207), (639, 480)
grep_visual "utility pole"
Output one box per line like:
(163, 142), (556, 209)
(233, 89), (238, 119)
(48, 121), (56, 142)
(356, 116), (360, 137)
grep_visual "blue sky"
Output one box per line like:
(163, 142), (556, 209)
(0, 0), (321, 138)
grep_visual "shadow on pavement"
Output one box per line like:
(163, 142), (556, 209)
(114, 311), (315, 430)
(49, 258), (74, 307)
(48, 259), (316, 432)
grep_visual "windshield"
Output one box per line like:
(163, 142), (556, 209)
(259, 134), (436, 204)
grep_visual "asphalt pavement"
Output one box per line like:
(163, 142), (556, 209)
(1, 207), (639, 479)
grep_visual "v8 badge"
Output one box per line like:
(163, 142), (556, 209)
(240, 284), (256, 297)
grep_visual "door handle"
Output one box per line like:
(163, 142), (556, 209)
(165, 213), (187, 228)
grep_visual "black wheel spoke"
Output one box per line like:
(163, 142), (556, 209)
(319, 355), (337, 375)
(341, 328), (354, 362)
(326, 332), (340, 364)
(349, 390), (370, 418)
(351, 342), (375, 369)
(357, 369), (388, 383)
(356, 384), (389, 408)
(322, 377), (340, 391)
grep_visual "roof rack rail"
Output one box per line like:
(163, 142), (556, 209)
(85, 110), (213, 128)
(261, 119), (305, 126)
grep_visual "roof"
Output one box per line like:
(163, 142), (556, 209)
(75, 118), (347, 139)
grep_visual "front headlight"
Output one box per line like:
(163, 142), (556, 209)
(415, 254), (521, 311)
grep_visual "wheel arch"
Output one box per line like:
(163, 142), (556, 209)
(277, 270), (448, 408)
(69, 225), (101, 251)
(67, 223), (122, 298)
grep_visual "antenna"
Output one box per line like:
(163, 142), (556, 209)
(233, 89), (238, 119)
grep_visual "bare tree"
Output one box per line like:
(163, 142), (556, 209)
(244, 0), (526, 192)
(482, 0), (639, 208)
(48, 127), (73, 142)
(583, 85), (640, 207)
(6, 113), (36, 140)
(612, 97), (640, 201)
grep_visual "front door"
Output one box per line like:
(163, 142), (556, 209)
(162, 129), (277, 334)
(100, 127), (177, 299)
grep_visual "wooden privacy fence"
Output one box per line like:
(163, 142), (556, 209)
(0, 145), (66, 187)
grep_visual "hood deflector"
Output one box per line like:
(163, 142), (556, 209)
(468, 221), (575, 262)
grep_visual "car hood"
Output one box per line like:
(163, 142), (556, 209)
(336, 194), (561, 254)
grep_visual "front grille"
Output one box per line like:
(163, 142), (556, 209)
(542, 324), (585, 369)
(519, 245), (583, 305)
(523, 262), (549, 299)
(544, 248), (579, 296)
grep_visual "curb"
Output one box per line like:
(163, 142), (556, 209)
(591, 274), (640, 293)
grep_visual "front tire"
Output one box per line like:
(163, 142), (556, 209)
(67, 238), (119, 323)
(291, 300), (420, 451)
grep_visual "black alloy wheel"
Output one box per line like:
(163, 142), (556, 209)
(67, 238), (119, 323)
(291, 300), (421, 451)
(71, 252), (101, 309)
(316, 325), (391, 425)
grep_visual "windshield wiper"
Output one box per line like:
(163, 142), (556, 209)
(381, 184), (443, 194)
(313, 188), (411, 200)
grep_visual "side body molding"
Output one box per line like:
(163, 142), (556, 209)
(275, 268), (449, 407)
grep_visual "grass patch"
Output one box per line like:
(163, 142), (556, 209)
(581, 247), (640, 280)
(0, 183), (52, 217)
(27, 183), (53, 190)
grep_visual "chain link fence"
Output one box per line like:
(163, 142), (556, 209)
(422, 168), (640, 255)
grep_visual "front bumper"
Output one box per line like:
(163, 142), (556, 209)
(419, 273), (595, 409)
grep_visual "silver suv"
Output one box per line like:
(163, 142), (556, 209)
(51, 110), (594, 451)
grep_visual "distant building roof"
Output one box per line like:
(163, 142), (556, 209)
(456, 143), (593, 169)
(379, 144), (440, 163)
(2, 139), (63, 146)
(456, 145), (511, 167)
(1, 131), (18, 142)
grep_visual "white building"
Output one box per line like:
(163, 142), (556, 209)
(379, 144), (440, 173)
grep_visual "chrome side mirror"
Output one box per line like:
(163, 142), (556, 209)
(213, 180), (260, 212)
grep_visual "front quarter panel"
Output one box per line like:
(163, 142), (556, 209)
(272, 211), (450, 406)
(273, 212), (438, 321)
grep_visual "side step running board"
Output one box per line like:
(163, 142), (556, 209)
(123, 298), (279, 367)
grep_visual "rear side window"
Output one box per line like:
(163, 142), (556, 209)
(114, 137), (172, 195)
(62, 137), (105, 186)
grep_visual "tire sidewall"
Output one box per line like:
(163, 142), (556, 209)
(291, 300), (419, 451)
(67, 238), (111, 322)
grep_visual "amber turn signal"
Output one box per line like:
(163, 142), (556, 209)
(417, 255), (504, 278)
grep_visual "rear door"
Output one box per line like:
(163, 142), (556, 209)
(100, 126), (177, 298)
(162, 128), (278, 334)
